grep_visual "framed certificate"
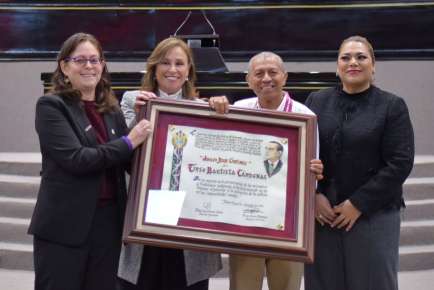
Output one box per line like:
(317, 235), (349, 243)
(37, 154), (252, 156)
(123, 98), (317, 262)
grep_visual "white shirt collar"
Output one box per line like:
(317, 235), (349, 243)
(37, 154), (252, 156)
(268, 159), (279, 169)
(256, 91), (292, 112)
(158, 89), (183, 100)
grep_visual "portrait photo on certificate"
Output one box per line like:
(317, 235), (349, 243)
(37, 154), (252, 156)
(123, 99), (317, 261)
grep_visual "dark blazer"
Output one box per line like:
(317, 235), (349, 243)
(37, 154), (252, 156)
(28, 95), (132, 246)
(264, 159), (283, 177)
(305, 86), (414, 216)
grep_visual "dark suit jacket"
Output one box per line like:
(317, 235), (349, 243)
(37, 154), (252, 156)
(28, 95), (132, 246)
(305, 86), (414, 216)
(264, 159), (283, 177)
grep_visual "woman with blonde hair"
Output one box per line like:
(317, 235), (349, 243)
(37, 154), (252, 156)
(121, 37), (199, 127)
(118, 37), (222, 290)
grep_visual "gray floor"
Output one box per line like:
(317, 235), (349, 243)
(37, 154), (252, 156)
(1, 153), (434, 290)
(2, 269), (434, 290)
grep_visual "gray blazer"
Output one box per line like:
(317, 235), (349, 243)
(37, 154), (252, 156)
(120, 90), (205, 127)
(120, 90), (141, 128)
(118, 90), (222, 285)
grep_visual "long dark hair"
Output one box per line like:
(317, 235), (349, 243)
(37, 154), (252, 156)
(50, 32), (118, 112)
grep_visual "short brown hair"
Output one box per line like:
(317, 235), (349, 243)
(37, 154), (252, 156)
(338, 35), (375, 64)
(51, 32), (118, 112)
(141, 37), (197, 99)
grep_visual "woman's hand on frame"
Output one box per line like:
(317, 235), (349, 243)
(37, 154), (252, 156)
(128, 119), (153, 149)
(310, 159), (324, 181)
(134, 91), (158, 114)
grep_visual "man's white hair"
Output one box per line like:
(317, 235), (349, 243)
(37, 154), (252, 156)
(247, 51), (286, 74)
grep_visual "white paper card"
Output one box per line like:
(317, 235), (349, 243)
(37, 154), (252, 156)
(145, 190), (186, 225)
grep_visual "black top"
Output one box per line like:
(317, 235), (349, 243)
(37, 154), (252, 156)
(305, 85), (414, 216)
(29, 95), (131, 246)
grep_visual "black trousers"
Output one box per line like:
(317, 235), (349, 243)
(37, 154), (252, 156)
(305, 208), (400, 290)
(33, 203), (122, 290)
(118, 247), (208, 290)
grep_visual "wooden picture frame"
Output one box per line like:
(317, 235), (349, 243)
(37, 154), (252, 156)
(123, 98), (317, 262)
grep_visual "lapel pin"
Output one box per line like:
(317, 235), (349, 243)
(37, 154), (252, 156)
(85, 125), (92, 132)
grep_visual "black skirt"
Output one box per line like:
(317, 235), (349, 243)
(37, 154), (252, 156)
(118, 246), (208, 290)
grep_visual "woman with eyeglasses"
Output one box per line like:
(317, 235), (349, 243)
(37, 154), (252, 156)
(303, 35), (414, 290)
(117, 37), (222, 290)
(28, 32), (152, 290)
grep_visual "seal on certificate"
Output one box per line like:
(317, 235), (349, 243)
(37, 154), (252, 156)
(171, 130), (188, 149)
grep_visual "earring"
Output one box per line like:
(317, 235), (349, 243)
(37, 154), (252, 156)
(64, 76), (70, 84)
(186, 76), (189, 81)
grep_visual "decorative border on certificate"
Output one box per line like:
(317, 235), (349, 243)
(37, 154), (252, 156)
(123, 99), (317, 262)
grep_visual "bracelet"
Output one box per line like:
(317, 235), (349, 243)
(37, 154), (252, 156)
(121, 136), (133, 151)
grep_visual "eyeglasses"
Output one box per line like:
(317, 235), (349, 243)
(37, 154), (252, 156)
(64, 56), (103, 66)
